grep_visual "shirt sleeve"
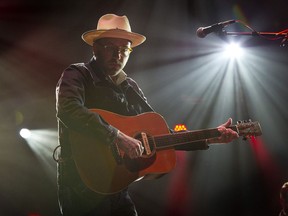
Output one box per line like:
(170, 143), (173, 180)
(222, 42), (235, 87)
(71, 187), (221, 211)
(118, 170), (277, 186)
(56, 64), (118, 144)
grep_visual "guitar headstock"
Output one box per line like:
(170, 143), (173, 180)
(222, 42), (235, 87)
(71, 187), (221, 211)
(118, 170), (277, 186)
(236, 120), (262, 139)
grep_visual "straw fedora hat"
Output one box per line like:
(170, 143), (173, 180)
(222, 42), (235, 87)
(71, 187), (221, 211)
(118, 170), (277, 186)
(82, 14), (146, 48)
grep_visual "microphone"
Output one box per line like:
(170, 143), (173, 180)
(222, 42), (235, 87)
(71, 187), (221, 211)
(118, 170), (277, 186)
(196, 20), (236, 38)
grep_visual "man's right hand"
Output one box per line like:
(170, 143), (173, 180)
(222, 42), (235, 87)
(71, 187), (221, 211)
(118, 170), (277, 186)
(115, 131), (144, 159)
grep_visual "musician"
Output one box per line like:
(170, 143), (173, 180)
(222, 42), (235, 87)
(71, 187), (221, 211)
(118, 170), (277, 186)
(279, 182), (288, 216)
(55, 14), (239, 216)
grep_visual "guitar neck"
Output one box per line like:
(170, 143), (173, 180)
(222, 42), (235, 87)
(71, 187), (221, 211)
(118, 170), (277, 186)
(154, 125), (238, 149)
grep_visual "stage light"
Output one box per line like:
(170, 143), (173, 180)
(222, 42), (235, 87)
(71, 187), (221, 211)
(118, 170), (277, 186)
(18, 128), (58, 181)
(174, 124), (187, 132)
(19, 128), (31, 139)
(223, 42), (243, 59)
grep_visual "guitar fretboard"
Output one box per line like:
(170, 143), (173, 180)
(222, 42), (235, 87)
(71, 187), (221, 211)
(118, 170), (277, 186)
(153, 126), (237, 149)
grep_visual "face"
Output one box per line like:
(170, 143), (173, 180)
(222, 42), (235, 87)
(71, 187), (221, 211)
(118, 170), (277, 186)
(280, 183), (288, 212)
(93, 38), (132, 77)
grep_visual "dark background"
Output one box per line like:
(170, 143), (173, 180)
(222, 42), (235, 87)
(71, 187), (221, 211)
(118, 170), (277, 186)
(1, 0), (288, 215)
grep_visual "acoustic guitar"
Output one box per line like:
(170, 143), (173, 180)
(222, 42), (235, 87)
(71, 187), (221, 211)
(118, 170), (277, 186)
(70, 109), (262, 194)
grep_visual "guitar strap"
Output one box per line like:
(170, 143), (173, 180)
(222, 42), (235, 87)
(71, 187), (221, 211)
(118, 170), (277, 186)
(120, 79), (155, 113)
(84, 58), (155, 113)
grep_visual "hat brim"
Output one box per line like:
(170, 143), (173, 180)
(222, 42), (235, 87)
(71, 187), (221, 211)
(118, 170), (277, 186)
(82, 29), (146, 48)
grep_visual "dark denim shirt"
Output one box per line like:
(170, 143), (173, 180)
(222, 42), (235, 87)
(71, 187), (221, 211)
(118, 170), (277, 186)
(56, 58), (154, 157)
(55, 58), (208, 190)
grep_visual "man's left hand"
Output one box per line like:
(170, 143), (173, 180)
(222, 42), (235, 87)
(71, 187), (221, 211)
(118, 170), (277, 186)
(207, 118), (239, 144)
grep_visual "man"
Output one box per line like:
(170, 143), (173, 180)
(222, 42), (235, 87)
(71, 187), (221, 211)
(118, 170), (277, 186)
(280, 182), (288, 216)
(55, 14), (239, 216)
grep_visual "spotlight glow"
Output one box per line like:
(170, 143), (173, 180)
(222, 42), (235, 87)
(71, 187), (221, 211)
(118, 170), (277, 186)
(20, 128), (31, 138)
(224, 42), (243, 59)
(19, 129), (58, 182)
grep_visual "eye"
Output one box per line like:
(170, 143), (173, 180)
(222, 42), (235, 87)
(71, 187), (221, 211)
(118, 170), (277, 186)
(119, 47), (133, 56)
(101, 45), (132, 57)
(103, 45), (115, 52)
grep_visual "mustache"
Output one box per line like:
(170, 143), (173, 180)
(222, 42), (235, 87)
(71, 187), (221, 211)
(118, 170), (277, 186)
(109, 59), (122, 64)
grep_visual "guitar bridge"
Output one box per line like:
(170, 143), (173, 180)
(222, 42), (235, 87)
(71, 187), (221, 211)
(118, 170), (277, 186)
(141, 132), (152, 155)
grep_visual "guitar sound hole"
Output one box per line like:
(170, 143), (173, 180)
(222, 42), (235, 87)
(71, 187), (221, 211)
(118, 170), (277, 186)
(123, 133), (157, 172)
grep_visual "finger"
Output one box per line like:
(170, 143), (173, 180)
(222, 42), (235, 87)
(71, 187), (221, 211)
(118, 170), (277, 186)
(135, 141), (144, 155)
(139, 143), (144, 154)
(218, 129), (229, 142)
(130, 148), (141, 158)
(140, 145), (144, 154)
(137, 146), (144, 157)
(218, 127), (227, 133)
(128, 148), (135, 159)
(129, 147), (139, 159)
(219, 118), (231, 128)
(226, 128), (239, 138)
(223, 130), (239, 142)
(222, 118), (232, 127)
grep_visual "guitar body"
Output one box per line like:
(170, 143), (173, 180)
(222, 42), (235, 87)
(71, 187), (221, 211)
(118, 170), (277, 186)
(70, 109), (176, 194)
(69, 109), (263, 194)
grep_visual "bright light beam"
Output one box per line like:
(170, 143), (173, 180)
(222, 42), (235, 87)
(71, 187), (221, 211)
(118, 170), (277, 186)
(19, 128), (31, 139)
(20, 128), (58, 182)
(223, 42), (244, 59)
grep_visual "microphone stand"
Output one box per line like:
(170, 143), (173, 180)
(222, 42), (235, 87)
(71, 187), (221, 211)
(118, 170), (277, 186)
(217, 20), (288, 47)
(225, 31), (286, 37)
(224, 31), (288, 47)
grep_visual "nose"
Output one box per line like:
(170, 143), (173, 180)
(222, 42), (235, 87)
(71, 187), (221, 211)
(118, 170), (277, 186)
(112, 49), (122, 59)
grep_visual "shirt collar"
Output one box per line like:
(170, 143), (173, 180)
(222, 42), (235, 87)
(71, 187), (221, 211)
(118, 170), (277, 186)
(110, 70), (127, 86)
